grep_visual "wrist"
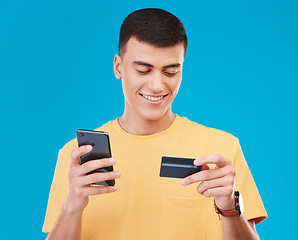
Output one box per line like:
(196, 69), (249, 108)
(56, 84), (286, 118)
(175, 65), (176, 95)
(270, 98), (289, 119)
(214, 191), (243, 218)
(64, 202), (84, 214)
(214, 194), (235, 210)
(64, 194), (87, 214)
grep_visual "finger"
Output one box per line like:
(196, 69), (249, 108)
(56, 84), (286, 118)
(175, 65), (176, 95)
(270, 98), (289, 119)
(80, 171), (121, 186)
(70, 145), (93, 168)
(200, 163), (212, 171)
(181, 165), (233, 186)
(193, 159), (211, 170)
(77, 158), (116, 176)
(196, 175), (234, 196)
(80, 185), (118, 196)
(194, 154), (231, 168)
(199, 186), (234, 199)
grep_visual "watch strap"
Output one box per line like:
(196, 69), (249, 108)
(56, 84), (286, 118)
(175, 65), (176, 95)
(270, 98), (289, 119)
(214, 191), (241, 219)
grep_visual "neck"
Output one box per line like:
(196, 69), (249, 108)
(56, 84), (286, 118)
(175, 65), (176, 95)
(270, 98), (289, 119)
(118, 110), (176, 135)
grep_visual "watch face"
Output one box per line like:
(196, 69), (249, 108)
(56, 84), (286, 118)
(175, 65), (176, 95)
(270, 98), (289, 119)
(235, 191), (244, 215)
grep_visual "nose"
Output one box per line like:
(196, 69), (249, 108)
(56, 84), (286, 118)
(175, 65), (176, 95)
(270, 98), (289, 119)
(147, 73), (165, 93)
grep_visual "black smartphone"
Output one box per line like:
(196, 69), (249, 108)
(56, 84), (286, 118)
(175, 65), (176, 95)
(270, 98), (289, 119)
(160, 156), (202, 179)
(76, 129), (115, 186)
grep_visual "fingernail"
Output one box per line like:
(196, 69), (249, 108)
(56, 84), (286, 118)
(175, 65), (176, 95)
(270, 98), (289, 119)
(86, 145), (92, 150)
(194, 159), (199, 165)
(115, 172), (120, 177)
(181, 179), (186, 185)
(109, 158), (116, 163)
(112, 186), (118, 191)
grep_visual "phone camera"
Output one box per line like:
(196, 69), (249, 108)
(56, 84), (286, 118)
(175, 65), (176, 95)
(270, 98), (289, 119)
(79, 132), (84, 137)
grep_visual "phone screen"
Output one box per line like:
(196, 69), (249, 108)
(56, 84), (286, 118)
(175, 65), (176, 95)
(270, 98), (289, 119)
(76, 129), (115, 186)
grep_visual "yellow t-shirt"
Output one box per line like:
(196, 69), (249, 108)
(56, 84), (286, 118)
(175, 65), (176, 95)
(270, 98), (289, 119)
(43, 116), (267, 239)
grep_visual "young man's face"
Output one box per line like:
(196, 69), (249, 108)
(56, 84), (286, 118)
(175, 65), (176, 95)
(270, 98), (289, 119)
(114, 37), (185, 122)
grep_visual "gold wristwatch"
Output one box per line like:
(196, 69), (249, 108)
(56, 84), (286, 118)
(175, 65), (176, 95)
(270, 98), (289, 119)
(214, 191), (243, 218)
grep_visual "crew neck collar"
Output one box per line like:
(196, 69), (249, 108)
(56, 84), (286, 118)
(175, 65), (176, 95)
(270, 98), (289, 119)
(110, 114), (181, 141)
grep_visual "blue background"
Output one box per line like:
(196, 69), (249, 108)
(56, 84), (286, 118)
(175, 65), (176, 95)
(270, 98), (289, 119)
(0, 0), (297, 239)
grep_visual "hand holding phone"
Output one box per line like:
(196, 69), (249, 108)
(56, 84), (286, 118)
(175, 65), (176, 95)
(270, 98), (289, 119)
(67, 144), (119, 212)
(76, 129), (115, 186)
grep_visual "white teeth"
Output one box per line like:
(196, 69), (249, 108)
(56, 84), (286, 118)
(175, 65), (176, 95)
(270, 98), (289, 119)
(142, 94), (164, 101)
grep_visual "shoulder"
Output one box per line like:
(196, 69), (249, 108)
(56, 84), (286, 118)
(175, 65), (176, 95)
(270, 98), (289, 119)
(178, 116), (239, 144)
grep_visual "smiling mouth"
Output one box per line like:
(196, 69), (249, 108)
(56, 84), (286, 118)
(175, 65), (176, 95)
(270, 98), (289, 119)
(139, 93), (168, 102)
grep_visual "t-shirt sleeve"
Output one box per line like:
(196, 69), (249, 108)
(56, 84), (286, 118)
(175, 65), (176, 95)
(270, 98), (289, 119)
(42, 145), (72, 233)
(232, 139), (267, 224)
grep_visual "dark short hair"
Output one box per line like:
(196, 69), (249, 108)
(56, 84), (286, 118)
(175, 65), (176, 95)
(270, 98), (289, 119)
(118, 8), (187, 56)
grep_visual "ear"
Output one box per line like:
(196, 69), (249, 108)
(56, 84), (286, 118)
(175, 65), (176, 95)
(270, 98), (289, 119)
(113, 54), (122, 79)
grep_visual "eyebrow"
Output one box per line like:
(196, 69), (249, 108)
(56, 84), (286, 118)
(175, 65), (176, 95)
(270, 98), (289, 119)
(133, 61), (153, 68)
(133, 61), (181, 69)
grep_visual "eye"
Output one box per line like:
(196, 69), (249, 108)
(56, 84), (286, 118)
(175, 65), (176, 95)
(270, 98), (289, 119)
(163, 67), (179, 77)
(164, 72), (177, 77)
(137, 70), (150, 75)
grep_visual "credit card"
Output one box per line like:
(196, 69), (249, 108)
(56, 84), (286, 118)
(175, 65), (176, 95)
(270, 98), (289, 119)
(160, 156), (202, 178)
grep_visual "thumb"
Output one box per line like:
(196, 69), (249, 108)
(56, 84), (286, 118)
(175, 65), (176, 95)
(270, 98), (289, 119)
(201, 164), (212, 171)
(194, 158), (214, 171)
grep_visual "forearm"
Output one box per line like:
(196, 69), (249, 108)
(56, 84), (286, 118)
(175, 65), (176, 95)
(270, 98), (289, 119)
(46, 201), (83, 240)
(221, 215), (259, 240)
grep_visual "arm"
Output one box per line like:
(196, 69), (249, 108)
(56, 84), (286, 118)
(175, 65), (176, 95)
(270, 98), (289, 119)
(181, 154), (260, 240)
(221, 216), (259, 240)
(46, 145), (120, 240)
(45, 201), (83, 240)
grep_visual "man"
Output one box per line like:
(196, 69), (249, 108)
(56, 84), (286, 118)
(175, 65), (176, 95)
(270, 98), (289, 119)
(43, 8), (267, 240)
